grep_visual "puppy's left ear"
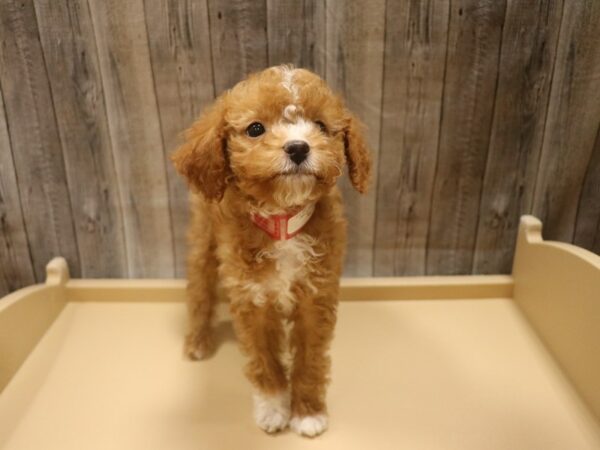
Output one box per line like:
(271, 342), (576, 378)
(344, 113), (372, 194)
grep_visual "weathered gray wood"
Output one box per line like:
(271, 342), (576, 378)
(533, 1), (600, 243)
(88, 0), (175, 277)
(326, 0), (386, 276)
(373, 0), (450, 276)
(33, 0), (128, 278)
(426, 0), (506, 275)
(208, 0), (268, 93)
(266, 0), (326, 76)
(0, 0), (599, 287)
(574, 127), (600, 254)
(143, 0), (215, 277)
(0, 82), (36, 297)
(473, 0), (563, 274)
(0, 0), (81, 281)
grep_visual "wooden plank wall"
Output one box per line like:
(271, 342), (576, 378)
(1, 0), (599, 295)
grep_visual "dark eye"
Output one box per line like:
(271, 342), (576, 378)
(315, 120), (328, 134)
(246, 122), (265, 137)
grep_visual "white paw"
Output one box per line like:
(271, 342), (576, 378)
(290, 414), (328, 437)
(190, 348), (206, 360)
(184, 332), (214, 361)
(184, 343), (210, 361)
(253, 392), (290, 433)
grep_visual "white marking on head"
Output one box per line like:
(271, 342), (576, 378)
(283, 104), (299, 121)
(279, 66), (302, 123)
(279, 65), (299, 102)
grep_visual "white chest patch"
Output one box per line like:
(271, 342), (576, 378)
(252, 233), (320, 314)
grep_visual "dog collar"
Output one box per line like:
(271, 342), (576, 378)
(250, 203), (315, 240)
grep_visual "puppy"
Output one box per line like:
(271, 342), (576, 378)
(172, 65), (371, 437)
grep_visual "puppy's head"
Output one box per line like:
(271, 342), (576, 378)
(172, 65), (371, 209)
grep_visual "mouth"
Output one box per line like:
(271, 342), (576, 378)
(279, 164), (314, 177)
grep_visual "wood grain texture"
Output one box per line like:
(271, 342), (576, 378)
(0, 83), (35, 297)
(266, 0), (326, 76)
(1, 0), (600, 292)
(33, 0), (128, 278)
(426, 0), (506, 275)
(533, 1), (600, 243)
(144, 0), (215, 277)
(326, 0), (386, 276)
(373, 0), (450, 276)
(0, 0), (81, 281)
(208, 0), (268, 93)
(472, 0), (563, 274)
(89, 0), (175, 277)
(573, 125), (600, 255)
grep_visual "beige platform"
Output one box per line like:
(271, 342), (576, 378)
(1, 216), (599, 450)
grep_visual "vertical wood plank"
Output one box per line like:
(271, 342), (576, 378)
(373, 0), (450, 276)
(426, 0), (506, 275)
(0, 83), (35, 296)
(0, 0), (81, 281)
(143, 0), (215, 277)
(473, 0), (563, 274)
(33, 0), (128, 278)
(326, 0), (386, 276)
(573, 127), (600, 255)
(266, 0), (326, 76)
(533, 1), (600, 243)
(89, 0), (175, 277)
(208, 0), (268, 93)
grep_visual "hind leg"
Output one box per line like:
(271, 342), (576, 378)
(184, 200), (219, 360)
(184, 242), (218, 360)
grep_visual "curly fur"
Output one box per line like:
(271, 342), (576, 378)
(172, 65), (371, 436)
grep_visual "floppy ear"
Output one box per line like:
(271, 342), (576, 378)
(344, 113), (372, 194)
(171, 98), (229, 201)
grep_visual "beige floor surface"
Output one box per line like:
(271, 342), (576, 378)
(1, 299), (599, 450)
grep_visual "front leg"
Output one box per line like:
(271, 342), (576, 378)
(289, 285), (338, 437)
(230, 297), (290, 433)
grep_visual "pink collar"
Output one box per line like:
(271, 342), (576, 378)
(250, 203), (315, 240)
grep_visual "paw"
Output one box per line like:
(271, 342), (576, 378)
(290, 414), (328, 437)
(253, 392), (290, 433)
(184, 331), (214, 360)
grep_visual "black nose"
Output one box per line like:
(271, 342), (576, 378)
(284, 140), (310, 165)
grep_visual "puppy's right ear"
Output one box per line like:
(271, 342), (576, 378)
(171, 98), (228, 201)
